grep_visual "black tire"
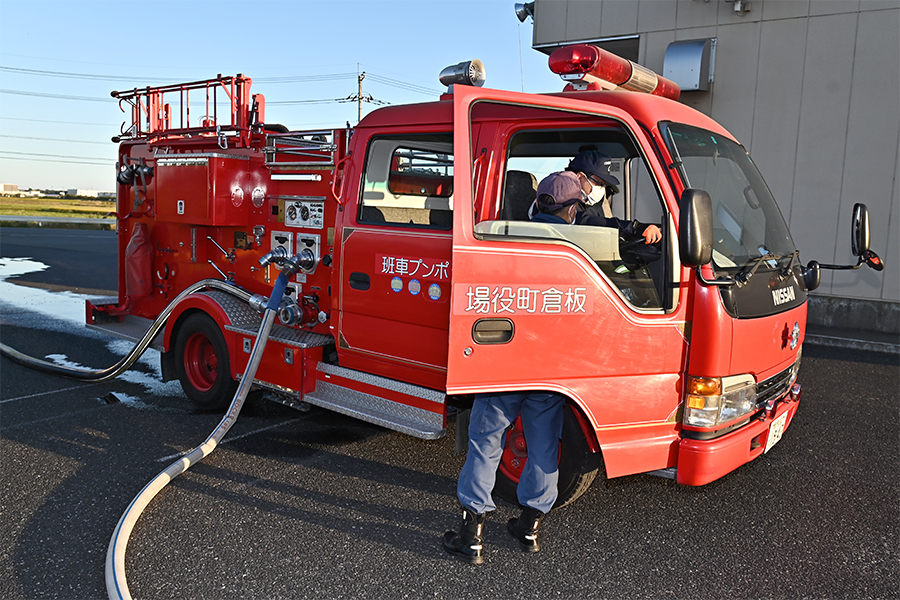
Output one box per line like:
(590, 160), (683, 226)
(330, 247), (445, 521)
(173, 312), (238, 410)
(494, 403), (602, 509)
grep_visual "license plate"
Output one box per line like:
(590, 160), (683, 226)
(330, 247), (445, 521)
(764, 411), (788, 453)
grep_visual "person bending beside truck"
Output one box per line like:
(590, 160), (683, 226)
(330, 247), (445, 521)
(566, 149), (662, 245)
(442, 172), (577, 564)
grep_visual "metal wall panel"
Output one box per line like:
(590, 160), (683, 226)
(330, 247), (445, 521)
(749, 17), (807, 225)
(599, 0), (639, 38)
(835, 8), (900, 300)
(566, 0), (601, 41)
(637, 0), (677, 33)
(708, 21), (760, 147)
(530, 0), (899, 304)
(790, 12), (858, 294)
(761, 0), (811, 20)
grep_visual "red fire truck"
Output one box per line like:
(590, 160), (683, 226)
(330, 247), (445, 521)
(87, 45), (882, 507)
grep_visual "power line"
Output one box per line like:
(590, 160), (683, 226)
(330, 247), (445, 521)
(0, 64), (440, 96)
(0, 116), (110, 126)
(266, 98), (352, 106)
(0, 155), (111, 166)
(364, 72), (441, 96)
(1, 134), (110, 145)
(0, 150), (113, 162)
(256, 73), (358, 84)
(0, 65), (360, 85)
(0, 88), (114, 103)
(0, 66), (173, 83)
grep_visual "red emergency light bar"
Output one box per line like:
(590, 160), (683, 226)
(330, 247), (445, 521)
(549, 44), (681, 101)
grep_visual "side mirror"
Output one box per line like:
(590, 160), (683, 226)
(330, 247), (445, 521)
(851, 203), (870, 256)
(815, 203), (885, 272)
(678, 188), (713, 268)
(802, 260), (821, 291)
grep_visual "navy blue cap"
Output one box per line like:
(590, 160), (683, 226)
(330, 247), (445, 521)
(567, 151), (621, 188)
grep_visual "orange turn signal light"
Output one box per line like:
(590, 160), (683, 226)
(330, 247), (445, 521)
(687, 376), (722, 396)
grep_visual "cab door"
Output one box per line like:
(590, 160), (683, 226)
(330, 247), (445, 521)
(336, 131), (455, 390)
(446, 87), (690, 477)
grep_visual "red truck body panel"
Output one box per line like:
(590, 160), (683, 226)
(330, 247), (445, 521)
(90, 71), (809, 492)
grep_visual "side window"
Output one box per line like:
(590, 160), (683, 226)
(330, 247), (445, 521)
(476, 126), (670, 312)
(359, 135), (453, 229)
(630, 157), (664, 226)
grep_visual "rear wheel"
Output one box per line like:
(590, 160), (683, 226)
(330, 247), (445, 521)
(494, 403), (602, 509)
(174, 312), (237, 410)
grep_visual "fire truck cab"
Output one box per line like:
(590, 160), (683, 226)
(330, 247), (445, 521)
(88, 48), (882, 507)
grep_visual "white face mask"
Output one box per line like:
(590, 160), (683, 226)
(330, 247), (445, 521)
(584, 183), (606, 207)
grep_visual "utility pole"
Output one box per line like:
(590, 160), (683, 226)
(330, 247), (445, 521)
(341, 65), (385, 123)
(358, 71), (365, 123)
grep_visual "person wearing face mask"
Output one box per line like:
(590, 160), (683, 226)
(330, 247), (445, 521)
(566, 150), (662, 245)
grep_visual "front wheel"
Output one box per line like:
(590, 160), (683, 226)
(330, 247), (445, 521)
(173, 312), (238, 410)
(494, 403), (602, 509)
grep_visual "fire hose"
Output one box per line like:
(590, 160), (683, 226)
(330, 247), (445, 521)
(0, 249), (304, 600)
(0, 278), (252, 381)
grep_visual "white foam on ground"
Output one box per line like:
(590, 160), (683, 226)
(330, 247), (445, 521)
(0, 257), (106, 334)
(1, 256), (183, 401)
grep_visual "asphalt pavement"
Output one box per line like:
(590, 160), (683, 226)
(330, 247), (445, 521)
(1, 227), (898, 599)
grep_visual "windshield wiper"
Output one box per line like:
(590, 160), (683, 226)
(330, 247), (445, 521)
(776, 250), (800, 282)
(734, 250), (798, 286)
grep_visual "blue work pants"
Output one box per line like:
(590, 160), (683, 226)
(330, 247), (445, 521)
(457, 391), (565, 515)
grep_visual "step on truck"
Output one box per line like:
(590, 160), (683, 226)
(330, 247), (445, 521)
(87, 46), (884, 507)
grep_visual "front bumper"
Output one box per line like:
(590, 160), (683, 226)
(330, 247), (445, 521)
(676, 383), (802, 486)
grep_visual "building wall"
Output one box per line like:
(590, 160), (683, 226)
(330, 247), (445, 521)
(67, 189), (100, 198)
(532, 0), (899, 307)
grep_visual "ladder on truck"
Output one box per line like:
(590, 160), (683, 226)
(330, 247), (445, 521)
(111, 74), (256, 147)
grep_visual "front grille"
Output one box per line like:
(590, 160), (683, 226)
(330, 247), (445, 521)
(756, 362), (797, 409)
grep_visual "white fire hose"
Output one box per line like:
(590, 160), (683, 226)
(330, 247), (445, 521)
(1, 250), (303, 600)
(105, 258), (295, 600)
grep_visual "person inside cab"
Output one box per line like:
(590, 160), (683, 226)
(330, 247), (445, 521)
(531, 171), (583, 224)
(566, 150), (662, 245)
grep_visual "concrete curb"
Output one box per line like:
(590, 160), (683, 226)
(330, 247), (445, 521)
(805, 333), (899, 355)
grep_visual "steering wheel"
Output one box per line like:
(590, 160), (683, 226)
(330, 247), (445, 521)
(619, 236), (662, 268)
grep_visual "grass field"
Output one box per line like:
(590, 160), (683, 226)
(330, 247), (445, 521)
(0, 196), (116, 219)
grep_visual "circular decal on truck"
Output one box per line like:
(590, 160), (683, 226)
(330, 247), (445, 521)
(428, 283), (441, 300)
(391, 277), (403, 293)
(408, 279), (421, 296)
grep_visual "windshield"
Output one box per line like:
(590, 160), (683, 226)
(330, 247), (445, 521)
(663, 123), (796, 269)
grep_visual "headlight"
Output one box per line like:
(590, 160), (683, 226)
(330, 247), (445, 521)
(684, 374), (757, 428)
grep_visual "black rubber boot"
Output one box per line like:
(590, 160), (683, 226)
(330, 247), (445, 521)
(507, 507), (545, 553)
(442, 508), (486, 564)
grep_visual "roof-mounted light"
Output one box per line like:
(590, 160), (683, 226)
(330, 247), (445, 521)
(439, 59), (486, 90)
(514, 2), (535, 23)
(549, 44), (681, 101)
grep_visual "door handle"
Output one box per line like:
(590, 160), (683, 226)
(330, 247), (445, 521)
(472, 318), (514, 344)
(349, 272), (370, 290)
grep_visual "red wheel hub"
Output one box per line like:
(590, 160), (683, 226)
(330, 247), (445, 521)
(183, 332), (218, 392)
(499, 416), (528, 481)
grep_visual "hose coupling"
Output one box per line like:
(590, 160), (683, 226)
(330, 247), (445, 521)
(248, 294), (269, 314)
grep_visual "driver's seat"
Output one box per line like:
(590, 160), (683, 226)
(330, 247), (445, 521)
(501, 170), (537, 221)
